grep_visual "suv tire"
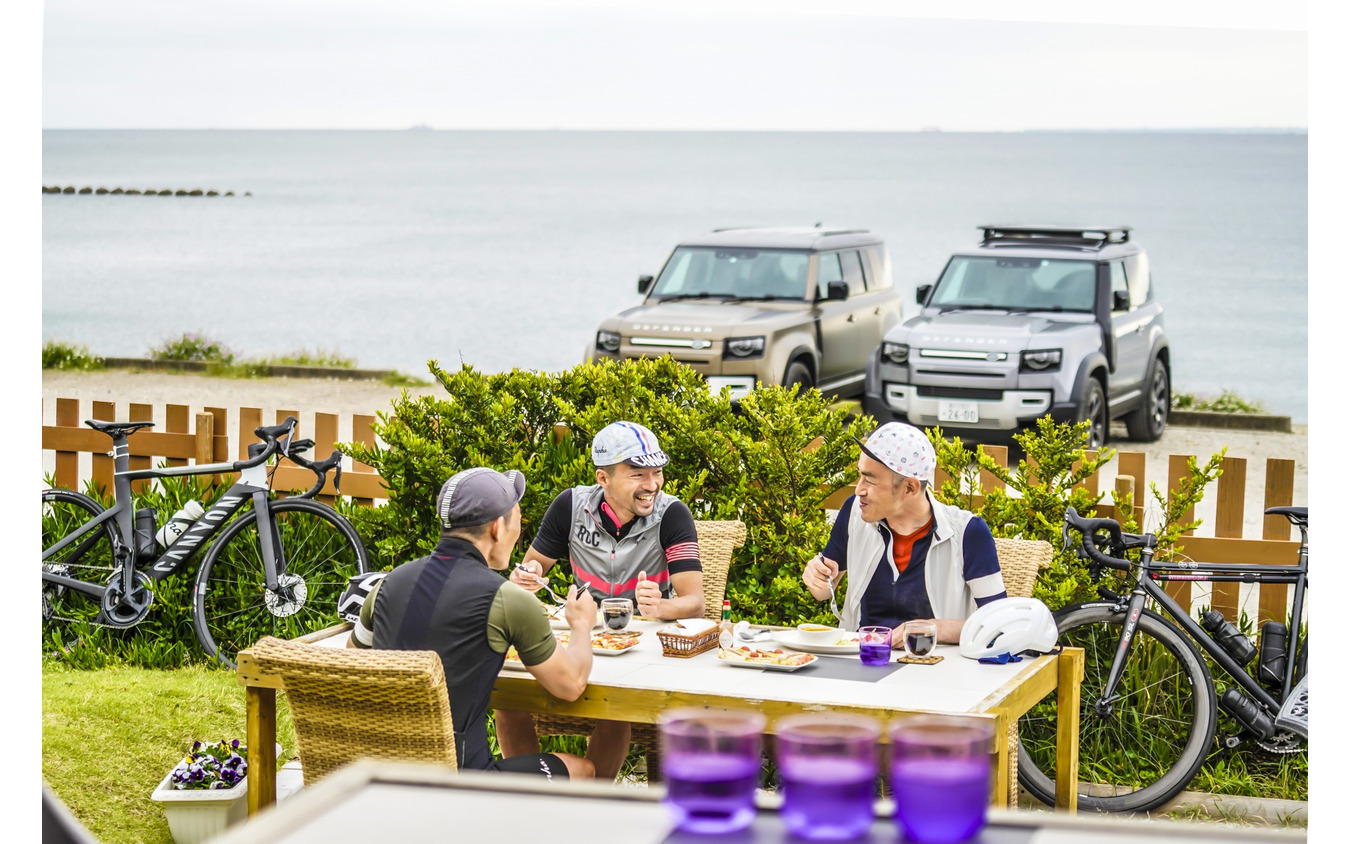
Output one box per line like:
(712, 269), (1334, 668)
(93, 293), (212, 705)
(1125, 357), (1170, 442)
(784, 361), (813, 395)
(1078, 378), (1108, 449)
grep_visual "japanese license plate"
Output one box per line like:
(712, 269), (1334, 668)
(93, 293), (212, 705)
(938, 401), (980, 423)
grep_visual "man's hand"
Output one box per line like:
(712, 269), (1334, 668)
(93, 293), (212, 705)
(635, 571), (662, 618)
(510, 560), (546, 592)
(564, 585), (598, 632)
(802, 555), (840, 601)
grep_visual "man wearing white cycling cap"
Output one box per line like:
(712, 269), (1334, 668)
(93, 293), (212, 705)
(802, 422), (1007, 647)
(501, 420), (704, 779)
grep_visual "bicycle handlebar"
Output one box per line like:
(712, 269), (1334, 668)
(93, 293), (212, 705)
(1063, 506), (1152, 573)
(242, 418), (343, 496)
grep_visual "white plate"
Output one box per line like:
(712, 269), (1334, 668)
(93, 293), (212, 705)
(591, 643), (639, 656)
(718, 651), (818, 672)
(771, 630), (861, 655)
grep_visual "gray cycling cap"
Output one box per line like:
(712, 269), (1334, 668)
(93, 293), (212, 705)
(437, 467), (526, 529)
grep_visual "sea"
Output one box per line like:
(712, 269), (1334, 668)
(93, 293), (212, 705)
(41, 130), (1309, 423)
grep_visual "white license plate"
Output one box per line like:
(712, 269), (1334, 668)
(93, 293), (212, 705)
(938, 401), (980, 423)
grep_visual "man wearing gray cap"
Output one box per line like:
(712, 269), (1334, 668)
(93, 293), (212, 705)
(802, 422), (1006, 646)
(499, 420), (705, 780)
(349, 467), (599, 780)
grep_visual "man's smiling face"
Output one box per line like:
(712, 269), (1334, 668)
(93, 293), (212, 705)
(596, 463), (665, 523)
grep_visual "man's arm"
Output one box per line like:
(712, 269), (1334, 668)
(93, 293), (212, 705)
(893, 617), (964, 646)
(509, 548), (560, 590)
(802, 554), (842, 601)
(899, 516), (1007, 646)
(526, 587), (595, 700)
(508, 490), (573, 590)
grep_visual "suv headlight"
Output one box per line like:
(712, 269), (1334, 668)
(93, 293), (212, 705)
(596, 330), (621, 353)
(1020, 349), (1063, 372)
(723, 336), (766, 359)
(881, 342), (910, 365)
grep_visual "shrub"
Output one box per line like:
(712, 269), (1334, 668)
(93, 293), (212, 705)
(340, 357), (869, 625)
(150, 333), (235, 363)
(42, 340), (104, 371)
(1173, 389), (1267, 414)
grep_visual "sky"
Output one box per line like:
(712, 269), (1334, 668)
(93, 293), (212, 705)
(38, 0), (1309, 131)
(14, 1), (1343, 837)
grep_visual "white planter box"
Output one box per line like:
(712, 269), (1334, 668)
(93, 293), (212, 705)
(149, 769), (248, 844)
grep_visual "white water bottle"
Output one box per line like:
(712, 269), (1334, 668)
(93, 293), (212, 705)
(156, 500), (205, 549)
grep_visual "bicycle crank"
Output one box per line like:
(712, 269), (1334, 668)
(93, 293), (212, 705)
(264, 573), (308, 618)
(97, 571), (154, 628)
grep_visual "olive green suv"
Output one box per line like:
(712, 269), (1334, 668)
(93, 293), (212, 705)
(588, 227), (904, 399)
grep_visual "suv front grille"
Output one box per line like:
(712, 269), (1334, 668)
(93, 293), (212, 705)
(916, 386), (1004, 401)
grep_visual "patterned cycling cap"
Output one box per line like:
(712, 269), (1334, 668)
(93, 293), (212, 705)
(591, 421), (669, 469)
(855, 422), (936, 484)
(437, 467), (526, 529)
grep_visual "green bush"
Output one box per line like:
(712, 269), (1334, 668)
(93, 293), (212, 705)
(149, 333), (235, 363)
(42, 340), (105, 371)
(341, 357), (869, 625)
(1173, 389), (1267, 414)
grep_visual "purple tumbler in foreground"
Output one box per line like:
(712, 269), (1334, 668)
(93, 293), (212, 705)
(659, 708), (766, 834)
(775, 714), (881, 840)
(889, 715), (994, 843)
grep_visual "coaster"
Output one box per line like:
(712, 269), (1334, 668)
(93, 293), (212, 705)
(897, 654), (944, 665)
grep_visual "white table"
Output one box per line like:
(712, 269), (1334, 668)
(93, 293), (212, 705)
(237, 621), (1083, 816)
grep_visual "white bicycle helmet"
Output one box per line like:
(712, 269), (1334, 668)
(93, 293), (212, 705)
(959, 597), (1058, 660)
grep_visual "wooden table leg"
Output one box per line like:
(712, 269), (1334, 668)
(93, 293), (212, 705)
(991, 708), (1009, 808)
(246, 686), (277, 816)
(1054, 647), (1084, 813)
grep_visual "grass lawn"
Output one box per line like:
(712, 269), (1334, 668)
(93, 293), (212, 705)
(42, 661), (296, 844)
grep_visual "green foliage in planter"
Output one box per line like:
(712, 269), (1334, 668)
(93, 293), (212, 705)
(340, 357), (869, 625)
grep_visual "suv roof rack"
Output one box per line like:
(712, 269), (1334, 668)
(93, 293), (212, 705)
(978, 225), (1131, 249)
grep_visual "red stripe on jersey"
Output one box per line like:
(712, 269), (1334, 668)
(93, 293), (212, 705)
(665, 541), (700, 562)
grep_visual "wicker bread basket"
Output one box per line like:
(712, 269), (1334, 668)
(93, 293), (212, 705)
(657, 623), (720, 658)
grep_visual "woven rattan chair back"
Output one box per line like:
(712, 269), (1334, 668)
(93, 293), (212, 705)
(991, 537), (1053, 807)
(531, 519), (747, 780)
(249, 636), (458, 785)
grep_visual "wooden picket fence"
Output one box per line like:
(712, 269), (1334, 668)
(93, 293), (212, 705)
(42, 397), (1302, 625)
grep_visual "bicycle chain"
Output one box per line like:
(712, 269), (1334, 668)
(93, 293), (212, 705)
(1255, 731), (1305, 755)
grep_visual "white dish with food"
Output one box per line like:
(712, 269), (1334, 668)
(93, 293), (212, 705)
(771, 630), (861, 655)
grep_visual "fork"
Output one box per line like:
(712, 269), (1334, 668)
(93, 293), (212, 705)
(515, 566), (572, 605)
(810, 555), (843, 620)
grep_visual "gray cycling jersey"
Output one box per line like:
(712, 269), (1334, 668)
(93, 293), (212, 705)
(566, 483), (676, 601)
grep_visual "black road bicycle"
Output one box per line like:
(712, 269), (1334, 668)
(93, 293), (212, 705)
(42, 416), (370, 667)
(1016, 506), (1308, 813)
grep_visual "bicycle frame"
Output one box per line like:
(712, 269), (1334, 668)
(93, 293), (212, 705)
(1101, 539), (1307, 719)
(42, 433), (287, 603)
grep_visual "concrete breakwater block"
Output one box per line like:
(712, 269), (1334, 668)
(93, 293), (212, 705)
(43, 186), (247, 196)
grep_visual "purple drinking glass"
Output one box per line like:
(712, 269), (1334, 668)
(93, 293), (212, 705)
(859, 625), (893, 666)
(774, 713), (882, 841)
(888, 715), (995, 843)
(659, 708), (766, 834)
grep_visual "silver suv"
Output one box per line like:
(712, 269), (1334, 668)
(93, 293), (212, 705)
(863, 225), (1170, 447)
(589, 227), (904, 400)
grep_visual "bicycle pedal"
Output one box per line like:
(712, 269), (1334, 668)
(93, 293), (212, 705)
(1274, 675), (1308, 740)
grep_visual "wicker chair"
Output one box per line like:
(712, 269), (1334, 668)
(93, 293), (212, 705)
(248, 636), (457, 785)
(529, 519), (747, 781)
(992, 537), (1053, 807)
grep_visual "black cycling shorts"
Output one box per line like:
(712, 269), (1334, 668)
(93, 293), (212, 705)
(487, 753), (570, 782)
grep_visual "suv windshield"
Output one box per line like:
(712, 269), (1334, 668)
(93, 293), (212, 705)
(651, 247), (810, 300)
(930, 256), (1097, 313)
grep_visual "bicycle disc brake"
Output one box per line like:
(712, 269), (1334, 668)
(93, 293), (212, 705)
(97, 571), (154, 628)
(263, 573), (308, 618)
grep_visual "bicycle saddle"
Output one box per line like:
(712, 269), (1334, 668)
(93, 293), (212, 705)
(1265, 506), (1307, 528)
(85, 419), (155, 438)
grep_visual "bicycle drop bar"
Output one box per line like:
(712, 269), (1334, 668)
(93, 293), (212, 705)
(1063, 507), (1143, 572)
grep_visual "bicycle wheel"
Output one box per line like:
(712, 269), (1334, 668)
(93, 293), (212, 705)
(42, 489), (117, 624)
(193, 498), (370, 667)
(1016, 602), (1217, 813)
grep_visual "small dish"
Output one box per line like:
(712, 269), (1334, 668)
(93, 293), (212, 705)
(771, 630), (861, 655)
(718, 647), (818, 672)
(797, 622), (842, 646)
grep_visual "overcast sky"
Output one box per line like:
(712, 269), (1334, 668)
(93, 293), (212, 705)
(40, 0), (1308, 131)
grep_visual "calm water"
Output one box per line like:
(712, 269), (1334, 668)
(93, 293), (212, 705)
(42, 130), (1308, 422)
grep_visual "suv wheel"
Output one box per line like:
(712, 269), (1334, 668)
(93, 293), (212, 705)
(1125, 358), (1170, 442)
(784, 361), (813, 395)
(1078, 378), (1108, 449)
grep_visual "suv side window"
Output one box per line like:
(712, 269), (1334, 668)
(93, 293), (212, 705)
(1110, 261), (1130, 311)
(1124, 252), (1151, 307)
(862, 246), (892, 290)
(840, 251), (865, 296)
(817, 252), (844, 299)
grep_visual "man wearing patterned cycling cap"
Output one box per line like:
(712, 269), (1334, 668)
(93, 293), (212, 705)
(501, 420), (704, 780)
(802, 422), (1006, 647)
(348, 466), (599, 781)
